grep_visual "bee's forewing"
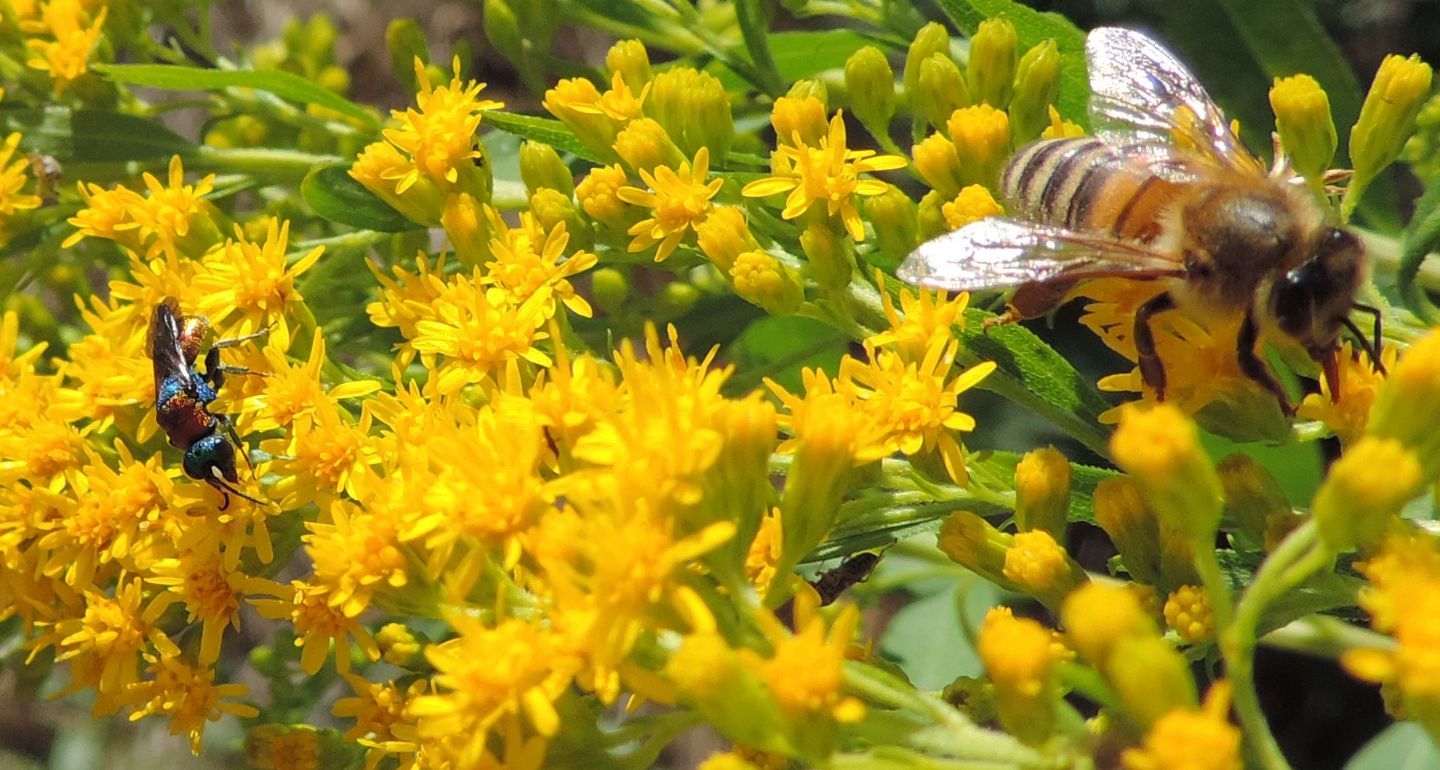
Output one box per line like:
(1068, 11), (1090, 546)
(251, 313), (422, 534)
(898, 218), (1184, 292)
(1087, 27), (1266, 177)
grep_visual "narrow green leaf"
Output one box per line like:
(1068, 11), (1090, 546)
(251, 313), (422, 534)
(300, 164), (420, 232)
(0, 107), (194, 162)
(709, 30), (874, 93)
(930, 0), (1090, 127)
(1398, 182), (1440, 322)
(734, 0), (784, 96)
(956, 308), (1113, 458)
(484, 111), (603, 164)
(96, 63), (380, 130)
(386, 19), (431, 91)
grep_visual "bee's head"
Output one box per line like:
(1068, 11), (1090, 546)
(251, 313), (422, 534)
(1269, 227), (1365, 358)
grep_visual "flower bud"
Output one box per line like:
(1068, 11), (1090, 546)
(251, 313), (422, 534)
(544, 77), (622, 162)
(575, 163), (637, 232)
(1110, 404), (1223, 555)
(977, 608), (1062, 745)
(696, 206), (758, 274)
(375, 622), (425, 667)
(967, 18), (1018, 108)
(351, 141), (444, 226)
(1010, 39), (1061, 144)
(942, 184), (1004, 230)
(440, 192), (491, 267)
(613, 117), (686, 175)
(648, 67), (734, 160)
(946, 104), (1011, 189)
(844, 46), (896, 136)
(1269, 74), (1336, 186)
(1163, 584), (1214, 643)
(917, 189), (949, 241)
(1061, 582), (1157, 670)
(730, 250), (803, 315)
(1013, 446), (1071, 539)
(1313, 436), (1423, 552)
(591, 267), (629, 316)
(771, 95), (829, 148)
(519, 140), (574, 196)
(800, 221), (855, 292)
(904, 22), (952, 113)
(1217, 453), (1288, 549)
(917, 53), (971, 130)
(656, 281), (701, 319)
(1106, 636), (1199, 729)
(937, 510), (1013, 588)
(1092, 477), (1161, 584)
(1346, 54), (1433, 217)
(1002, 529), (1087, 609)
(912, 133), (964, 199)
(1369, 328), (1440, 478)
(606, 39), (653, 93)
(863, 185), (919, 267)
(528, 188), (590, 251)
(668, 632), (788, 752)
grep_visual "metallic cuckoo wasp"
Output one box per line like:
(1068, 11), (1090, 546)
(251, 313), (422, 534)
(148, 298), (267, 509)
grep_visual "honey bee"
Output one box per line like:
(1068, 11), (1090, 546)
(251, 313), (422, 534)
(898, 27), (1380, 413)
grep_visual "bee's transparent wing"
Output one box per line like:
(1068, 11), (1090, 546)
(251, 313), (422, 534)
(1087, 27), (1266, 176)
(897, 218), (1184, 292)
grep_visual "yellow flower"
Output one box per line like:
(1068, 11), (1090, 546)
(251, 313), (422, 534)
(332, 675), (428, 769)
(946, 104), (1012, 188)
(125, 651), (260, 755)
(24, 0), (107, 94)
(1013, 446), (1070, 538)
(911, 133), (965, 199)
(575, 162), (636, 231)
(145, 545), (286, 665)
(1002, 529), (1086, 607)
(266, 396), (378, 508)
(729, 249), (803, 315)
(65, 155), (221, 260)
(839, 337), (995, 485)
(305, 497), (410, 619)
(1111, 403), (1224, 551)
(695, 205), (759, 273)
(941, 183), (1004, 230)
(1122, 682), (1241, 770)
(251, 579), (379, 675)
(1270, 73), (1337, 184)
(868, 279), (970, 362)
(378, 56), (502, 197)
(409, 616), (575, 756)
(1312, 436), (1423, 552)
(0, 133), (42, 226)
(1297, 342), (1396, 445)
(1061, 582), (1158, 669)
(746, 587), (865, 725)
(246, 326), (380, 435)
(1163, 584), (1214, 643)
(742, 111), (908, 241)
(483, 207), (598, 317)
(192, 218), (324, 339)
(977, 607), (1063, 745)
(770, 94), (829, 148)
(616, 146), (723, 262)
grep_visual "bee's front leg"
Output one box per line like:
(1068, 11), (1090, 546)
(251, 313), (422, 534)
(1134, 291), (1175, 401)
(1236, 309), (1295, 416)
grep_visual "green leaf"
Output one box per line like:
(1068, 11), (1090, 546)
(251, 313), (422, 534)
(956, 308), (1113, 458)
(725, 315), (848, 396)
(930, 0), (1090, 127)
(0, 107), (194, 162)
(96, 63), (380, 131)
(710, 30), (873, 93)
(1397, 182), (1440, 322)
(386, 19), (430, 91)
(300, 164), (420, 232)
(733, 0), (783, 96)
(484, 111), (603, 164)
(1344, 723), (1440, 770)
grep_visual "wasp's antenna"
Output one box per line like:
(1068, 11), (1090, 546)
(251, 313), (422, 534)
(206, 475), (267, 509)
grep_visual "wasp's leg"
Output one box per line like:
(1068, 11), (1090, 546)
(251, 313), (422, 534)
(214, 413), (255, 472)
(205, 473), (267, 510)
(1133, 291), (1176, 401)
(984, 280), (1075, 331)
(201, 345), (269, 391)
(210, 325), (271, 350)
(1236, 309), (1294, 415)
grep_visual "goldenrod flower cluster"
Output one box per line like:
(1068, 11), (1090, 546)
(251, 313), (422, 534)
(1, 5), (1439, 770)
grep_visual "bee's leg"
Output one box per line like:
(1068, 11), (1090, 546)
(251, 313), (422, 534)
(1236, 309), (1295, 415)
(1350, 303), (1386, 374)
(985, 280), (1073, 331)
(1133, 291), (1175, 400)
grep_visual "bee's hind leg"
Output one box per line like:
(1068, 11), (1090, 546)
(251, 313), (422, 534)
(1236, 309), (1295, 416)
(1134, 291), (1175, 401)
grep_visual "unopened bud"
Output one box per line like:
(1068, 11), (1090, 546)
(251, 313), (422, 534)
(904, 22), (952, 111)
(1270, 74), (1337, 186)
(967, 18), (1017, 108)
(1010, 39), (1061, 144)
(845, 46), (897, 136)
(606, 39), (653, 93)
(800, 221), (855, 292)
(863, 185), (919, 267)
(519, 140), (574, 196)
(917, 53), (970, 131)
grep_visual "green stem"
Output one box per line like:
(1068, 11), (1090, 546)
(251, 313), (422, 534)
(193, 146), (344, 182)
(1221, 520), (1332, 770)
(1261, 615), (1391, 659)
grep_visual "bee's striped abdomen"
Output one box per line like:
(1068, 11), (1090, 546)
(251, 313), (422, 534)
(1001, 138), (1177, 244)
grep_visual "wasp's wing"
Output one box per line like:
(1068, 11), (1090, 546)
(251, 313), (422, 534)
(1087, 27), (1266, 177)
(897, 218), (1185, 292)
(149, 298), (194, 393)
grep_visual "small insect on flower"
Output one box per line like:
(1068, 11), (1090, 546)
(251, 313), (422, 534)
(148, 297), (267, 509)
(899, 27), (1382, 415)
(28, 151), (61, 206)
(810, 550), (884, 606)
